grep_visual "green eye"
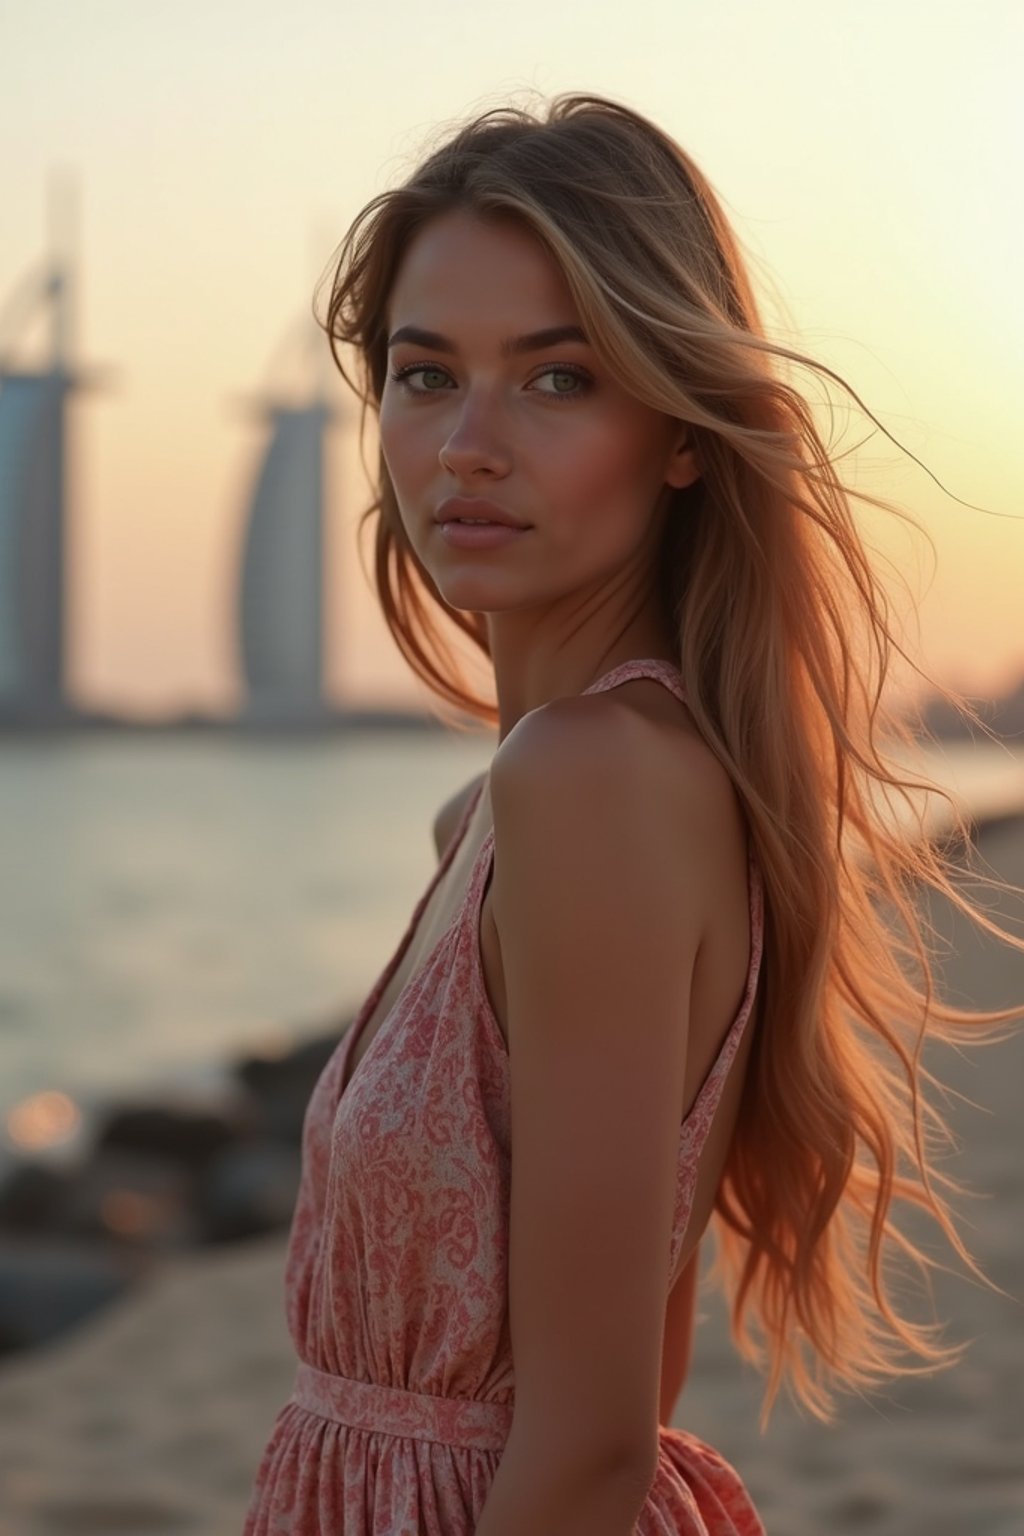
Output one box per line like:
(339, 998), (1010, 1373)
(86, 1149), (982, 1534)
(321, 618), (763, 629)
(389, 364), (452, 393)
(533, 365), (593, 399)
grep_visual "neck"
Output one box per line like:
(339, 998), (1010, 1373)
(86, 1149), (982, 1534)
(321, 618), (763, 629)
(484, 614), (678, 744)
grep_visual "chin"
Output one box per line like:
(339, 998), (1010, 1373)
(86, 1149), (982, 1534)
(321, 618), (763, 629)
(428, 572), (522, 614)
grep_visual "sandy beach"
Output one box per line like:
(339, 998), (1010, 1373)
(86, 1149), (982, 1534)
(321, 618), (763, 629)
(1, 820), (1021, 1536)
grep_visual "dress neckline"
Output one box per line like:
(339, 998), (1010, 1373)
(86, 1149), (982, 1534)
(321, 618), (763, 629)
(334, 657), (688, 1111)
(581, 656), (684, 696)
(334, 773), (485, 1112)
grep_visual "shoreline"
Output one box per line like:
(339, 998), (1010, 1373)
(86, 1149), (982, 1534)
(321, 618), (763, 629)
(2, 801), (1022, 1359)
(0, 815), (1021, 1533)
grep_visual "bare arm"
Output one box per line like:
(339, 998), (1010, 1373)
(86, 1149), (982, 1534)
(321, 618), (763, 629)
(473, 701), (725, 1536)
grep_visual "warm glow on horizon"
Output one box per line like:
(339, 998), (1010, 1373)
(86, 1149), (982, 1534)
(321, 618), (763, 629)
(2, 0), (1021, 716)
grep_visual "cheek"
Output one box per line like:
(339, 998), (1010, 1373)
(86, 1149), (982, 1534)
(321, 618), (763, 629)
(555, 416), (665, 507)
(378, 402), (407, 482)
(378, 398), (435, 483)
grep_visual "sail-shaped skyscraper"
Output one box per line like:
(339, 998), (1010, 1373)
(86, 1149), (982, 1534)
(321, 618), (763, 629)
(233, 316), (336, 724)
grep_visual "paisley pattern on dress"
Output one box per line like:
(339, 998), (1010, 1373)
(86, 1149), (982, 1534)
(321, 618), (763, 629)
(243, 658), (766, 1535)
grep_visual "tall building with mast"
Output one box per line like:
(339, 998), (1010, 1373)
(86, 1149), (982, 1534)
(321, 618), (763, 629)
(0, 177), (96, 722)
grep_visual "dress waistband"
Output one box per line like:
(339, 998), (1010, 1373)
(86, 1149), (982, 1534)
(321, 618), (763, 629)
(291, 1362), (513, 1452)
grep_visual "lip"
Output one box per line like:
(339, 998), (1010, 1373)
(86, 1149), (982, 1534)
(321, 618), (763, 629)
(438, 520), (529, 551)
(434, 497), (532, 531)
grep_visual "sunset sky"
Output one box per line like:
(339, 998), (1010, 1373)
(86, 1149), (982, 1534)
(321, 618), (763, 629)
(2, 0), (1021, 716)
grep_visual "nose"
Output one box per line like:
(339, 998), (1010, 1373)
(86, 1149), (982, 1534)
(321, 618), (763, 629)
(438, 394), (512, 480)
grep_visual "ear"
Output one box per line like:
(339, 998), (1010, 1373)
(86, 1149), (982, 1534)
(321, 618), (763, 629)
(665, 431), (701, 490)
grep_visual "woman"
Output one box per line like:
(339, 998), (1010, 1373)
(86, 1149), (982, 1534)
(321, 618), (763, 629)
(243, 94), (1020, 1535)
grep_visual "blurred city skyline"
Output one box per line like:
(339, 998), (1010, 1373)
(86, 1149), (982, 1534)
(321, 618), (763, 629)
(2, 0), (1022, 719)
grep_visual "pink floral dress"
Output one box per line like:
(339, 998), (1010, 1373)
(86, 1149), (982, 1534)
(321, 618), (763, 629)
(243, 658), (766, 1535)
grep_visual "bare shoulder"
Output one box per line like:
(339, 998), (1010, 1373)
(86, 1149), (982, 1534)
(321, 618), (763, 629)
(432, 769), (487, 860)
(490, 690), (746, 921)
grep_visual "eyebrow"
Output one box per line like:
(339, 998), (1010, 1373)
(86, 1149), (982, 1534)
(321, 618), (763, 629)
(386, 324), (590, 356)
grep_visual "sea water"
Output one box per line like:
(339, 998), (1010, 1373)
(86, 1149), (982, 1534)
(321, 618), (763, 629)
(0, 728), (494, 1144)
(1, 726), (1020, 1152)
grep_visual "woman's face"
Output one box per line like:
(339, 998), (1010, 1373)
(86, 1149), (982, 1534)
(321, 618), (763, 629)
(378, 209), (699, 616)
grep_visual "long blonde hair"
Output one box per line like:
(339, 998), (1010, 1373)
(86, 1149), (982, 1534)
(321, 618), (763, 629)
(316, 93), (1023, 1422)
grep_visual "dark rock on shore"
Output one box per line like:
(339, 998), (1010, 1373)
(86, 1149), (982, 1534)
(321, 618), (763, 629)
(0, 1240), (142, 1354)
(61, 1147), (200, 1248)
(95, 1099), (260, 1169)
(0, 1016), (350, 1359)
(234, 1029), (343, 1145)
(0, 1161), (73, 1234)
(194, 1139), (304, 1243)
